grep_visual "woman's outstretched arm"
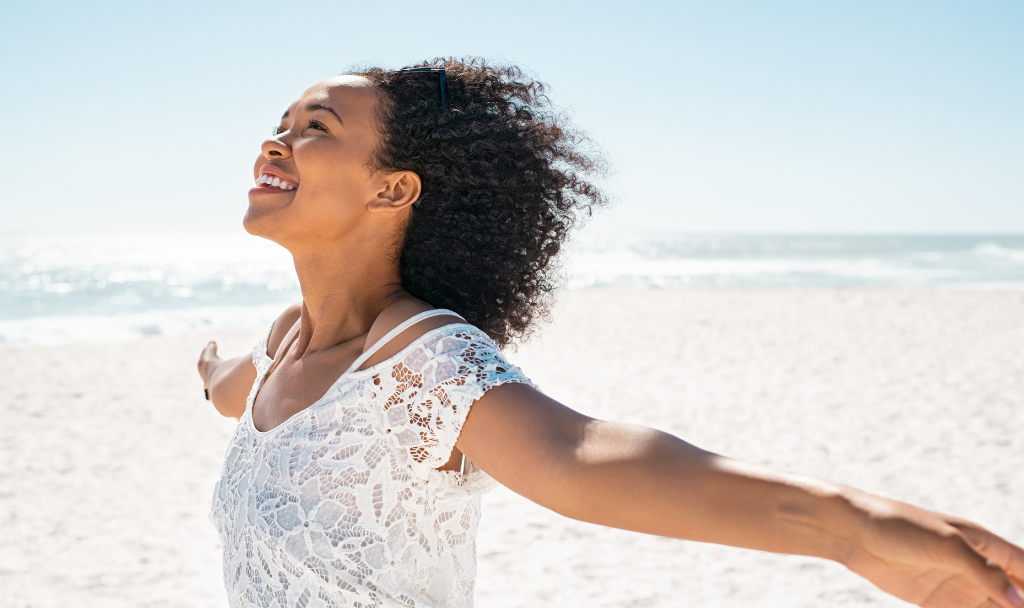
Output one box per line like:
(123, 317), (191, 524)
(197, 303), (301, 419)
(459, 383), (1024, 608)
(197, 344), (256, 420)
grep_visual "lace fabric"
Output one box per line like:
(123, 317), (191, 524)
(211, 322), (532, 608)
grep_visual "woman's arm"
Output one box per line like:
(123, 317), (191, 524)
(458, 383), (1024, 608)
(197, 345), (256, 419)
(197, 303), (301, 419)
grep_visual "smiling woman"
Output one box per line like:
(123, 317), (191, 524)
(196, 58), (1024, 608)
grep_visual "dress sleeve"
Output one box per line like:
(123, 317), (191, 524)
(377, 326), (534, 479)
(252, 322), (275, 369)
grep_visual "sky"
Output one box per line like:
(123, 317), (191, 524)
(1, 0), (1022, 234)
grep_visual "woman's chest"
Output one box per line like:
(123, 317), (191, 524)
(239, 404), (393, 486)
(219, 409), (419, 532)
(250, 346), (365, 433)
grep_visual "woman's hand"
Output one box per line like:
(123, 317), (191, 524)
(197, 340), (256, 420)
(197, 341), (222, 388)
(842, 490), (1024, 608)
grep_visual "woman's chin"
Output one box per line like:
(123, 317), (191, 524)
(242, 206), (279, 238)
(241, 217), (259, 236)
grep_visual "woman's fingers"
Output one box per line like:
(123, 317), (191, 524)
(954, 523), (1024, 604)
(947, 533), (1024, 608)
(1011, 588), (1024, 607)
(201, 340), (219, 361)
(198, 341), (220, 382)
(954, 523), (1024, 585)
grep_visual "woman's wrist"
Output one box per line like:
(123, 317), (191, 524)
(200, 359), (216, 387)
(766, 475), (864, 566)
(702, 459), (866, 564)
(818, 485), (917, 569)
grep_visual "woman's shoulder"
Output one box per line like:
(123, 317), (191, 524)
(266, 303), (302, 359)
(356, 297), (468, 371)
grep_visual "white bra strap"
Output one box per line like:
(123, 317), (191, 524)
(345, 309), (464, 374)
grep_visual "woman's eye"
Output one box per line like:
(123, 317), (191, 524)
(272, 125), (287, 136)
(307, 120), (326, 132)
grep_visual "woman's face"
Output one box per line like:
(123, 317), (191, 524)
(243, 76), (390, 246)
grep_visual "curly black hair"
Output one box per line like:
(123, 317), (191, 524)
(354, 58), (608, 348)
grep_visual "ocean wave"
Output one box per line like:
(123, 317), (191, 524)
(3, 231), (1024, 346)
(564, 234), (1024, 289)
(0, 305), (285, 348)
(566, 253), (958, 289)
(0, 232), (299, 321)
(0, 232), (296, 292)
(972, 243), (1024, 262)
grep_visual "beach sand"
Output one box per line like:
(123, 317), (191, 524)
(2, 289), (1022, 607)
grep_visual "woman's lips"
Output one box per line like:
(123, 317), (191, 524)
(255, 173), (297, 190)
(248, 186), (295, 196)
(249, 170), (298, 196)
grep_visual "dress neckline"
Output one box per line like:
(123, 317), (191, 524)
(245, 321), (474, 437)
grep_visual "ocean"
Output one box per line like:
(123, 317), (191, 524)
(2, 232), (1023, 346)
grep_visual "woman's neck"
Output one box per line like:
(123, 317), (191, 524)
(288, 233), (406, 356)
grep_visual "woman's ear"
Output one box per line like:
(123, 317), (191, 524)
(369, 171), (422, 213)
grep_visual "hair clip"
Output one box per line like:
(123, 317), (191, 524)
(398, 67), (447, 107)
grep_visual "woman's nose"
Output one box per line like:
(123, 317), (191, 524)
(261, 136), (292, 159)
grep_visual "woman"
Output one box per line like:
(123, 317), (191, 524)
(197, 59), (1023, 608)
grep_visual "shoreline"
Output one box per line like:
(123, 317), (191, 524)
(3, 285), (1024, 349)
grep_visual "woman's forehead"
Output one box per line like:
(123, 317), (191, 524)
(284, 76), (377, 121)
(308, 74), (374, 95)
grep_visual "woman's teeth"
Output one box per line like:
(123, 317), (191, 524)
(255, 174), (297, 190)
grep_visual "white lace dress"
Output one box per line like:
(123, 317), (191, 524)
(211, 310), (533, 608)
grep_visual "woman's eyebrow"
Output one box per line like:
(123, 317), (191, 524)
(305, 103), (344, 125)
(278, 104), (343, 126)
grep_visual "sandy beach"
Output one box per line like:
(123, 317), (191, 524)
(2, 288), (1022, 608)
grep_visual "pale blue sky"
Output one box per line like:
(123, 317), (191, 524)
(1, 1), (1021, 233)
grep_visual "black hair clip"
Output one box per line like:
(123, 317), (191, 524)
(398, 67), (447, 107)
